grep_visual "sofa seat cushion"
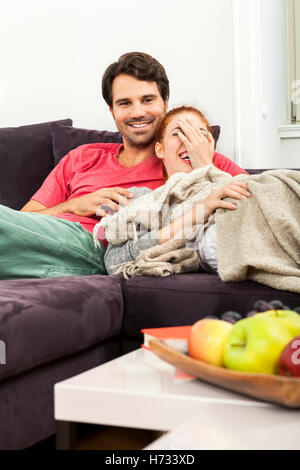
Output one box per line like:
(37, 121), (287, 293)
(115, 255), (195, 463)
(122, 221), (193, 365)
(0, 275), (124, 382)
(123, 273), (300, 338)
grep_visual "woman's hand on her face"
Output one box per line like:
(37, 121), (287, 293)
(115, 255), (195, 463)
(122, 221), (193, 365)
(176, 117), (215, 169)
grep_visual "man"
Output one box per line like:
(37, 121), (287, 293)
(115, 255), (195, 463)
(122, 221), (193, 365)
(0, 52), (245, 280)
(22, 53), (170, 220)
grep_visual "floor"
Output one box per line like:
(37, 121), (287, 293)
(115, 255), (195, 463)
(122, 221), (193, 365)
(76, 424), (157, 450)
(27, 424), (157, 450)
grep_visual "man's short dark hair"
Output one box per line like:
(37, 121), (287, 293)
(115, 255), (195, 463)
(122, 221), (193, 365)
(102, 52), (170, 107)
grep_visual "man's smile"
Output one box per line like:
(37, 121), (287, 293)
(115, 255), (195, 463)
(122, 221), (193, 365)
(127, 120), (154, 130)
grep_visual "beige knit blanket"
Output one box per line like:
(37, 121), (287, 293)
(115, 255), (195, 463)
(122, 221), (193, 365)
(96, 166), (300, 292)
(95, 166), (233, 278)
(215, 169), (300, 293)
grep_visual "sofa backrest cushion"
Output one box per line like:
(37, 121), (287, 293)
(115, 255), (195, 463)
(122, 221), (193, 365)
(246, 168), (300, 175)
(0, 119), (72, 210)
(51, 122), (123, 164)
(51, 121), (222, 164)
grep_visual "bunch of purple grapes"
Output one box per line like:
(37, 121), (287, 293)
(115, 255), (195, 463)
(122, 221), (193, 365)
(204, 300), (300, 324)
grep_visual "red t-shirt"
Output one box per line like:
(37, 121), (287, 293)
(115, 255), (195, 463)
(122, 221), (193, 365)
(32, 143), (246, 237)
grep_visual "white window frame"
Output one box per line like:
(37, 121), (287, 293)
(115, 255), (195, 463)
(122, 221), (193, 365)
(286, 0), (300, 124)
(279, 0), (300, 139)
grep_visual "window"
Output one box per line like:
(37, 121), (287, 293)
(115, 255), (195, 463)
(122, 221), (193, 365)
(288, 0), (300, 123)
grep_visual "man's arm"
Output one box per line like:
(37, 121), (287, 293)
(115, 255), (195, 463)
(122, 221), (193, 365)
(21, 188), (134, 216)
(21, 146), (133, 217)
(21, 199), (72, 214)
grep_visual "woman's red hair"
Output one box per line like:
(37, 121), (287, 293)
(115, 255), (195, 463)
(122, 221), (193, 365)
(155, 106), (211, 143)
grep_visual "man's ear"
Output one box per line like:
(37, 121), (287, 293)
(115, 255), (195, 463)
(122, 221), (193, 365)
(109, 106), (114, 118)
(155, 142), (164, 159)
(164, 97), (169, 112)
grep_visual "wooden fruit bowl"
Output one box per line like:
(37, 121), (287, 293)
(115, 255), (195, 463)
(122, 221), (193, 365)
(149, 339), (300, 408)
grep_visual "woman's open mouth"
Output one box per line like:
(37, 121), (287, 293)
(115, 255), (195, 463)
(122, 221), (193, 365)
(179, 151), (190, 161)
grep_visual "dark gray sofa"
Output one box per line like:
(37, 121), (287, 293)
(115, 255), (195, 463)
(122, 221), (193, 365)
(0, 120), (299, 450)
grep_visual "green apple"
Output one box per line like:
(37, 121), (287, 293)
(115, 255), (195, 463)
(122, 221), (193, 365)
(256, 310), (300, 338)
(224, 316), (293, 375)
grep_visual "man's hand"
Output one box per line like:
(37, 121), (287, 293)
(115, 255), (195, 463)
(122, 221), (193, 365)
(21, 187), (134, 217)
(70, 187), (134, 217)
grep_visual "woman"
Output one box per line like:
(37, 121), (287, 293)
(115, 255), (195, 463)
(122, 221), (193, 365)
(102, 106), (252, 275)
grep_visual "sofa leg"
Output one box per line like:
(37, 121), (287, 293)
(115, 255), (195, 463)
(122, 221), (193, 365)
(56, 421), (77, 450)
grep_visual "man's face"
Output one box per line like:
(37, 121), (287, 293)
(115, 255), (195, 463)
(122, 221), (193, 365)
(110, 74), (168, 148)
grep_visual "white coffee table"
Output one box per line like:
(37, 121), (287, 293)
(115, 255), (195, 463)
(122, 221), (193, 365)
(54, 348), (300, 450)
(145, 403), (300, 450)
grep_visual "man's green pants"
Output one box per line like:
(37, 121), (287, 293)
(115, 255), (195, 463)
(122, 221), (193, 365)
(0, 205), (106, 280)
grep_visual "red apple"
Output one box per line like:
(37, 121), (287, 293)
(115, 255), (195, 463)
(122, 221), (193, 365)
(188, 319), (233, 367)
(277, 336), (300, 377)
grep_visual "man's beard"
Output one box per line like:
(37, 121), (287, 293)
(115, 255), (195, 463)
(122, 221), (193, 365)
(125, 132), (156, 148)
(123, 114), (165, 149)
(124, 126), (158, 148)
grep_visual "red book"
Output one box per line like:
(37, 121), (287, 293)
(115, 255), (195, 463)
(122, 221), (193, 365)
(141, 325), (192, 353)
(141, 325), (194, 381)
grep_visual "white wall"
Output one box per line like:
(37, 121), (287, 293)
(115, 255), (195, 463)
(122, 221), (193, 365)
(257, 0), (289, 168)
(232, 0), (289, 168)
(0, 0), (235, 160)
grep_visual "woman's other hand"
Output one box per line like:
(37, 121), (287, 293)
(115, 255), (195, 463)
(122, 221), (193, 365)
(204, 181), (251, 213)
(176, 117), (215, 169)
(157, 181), (251, 245)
